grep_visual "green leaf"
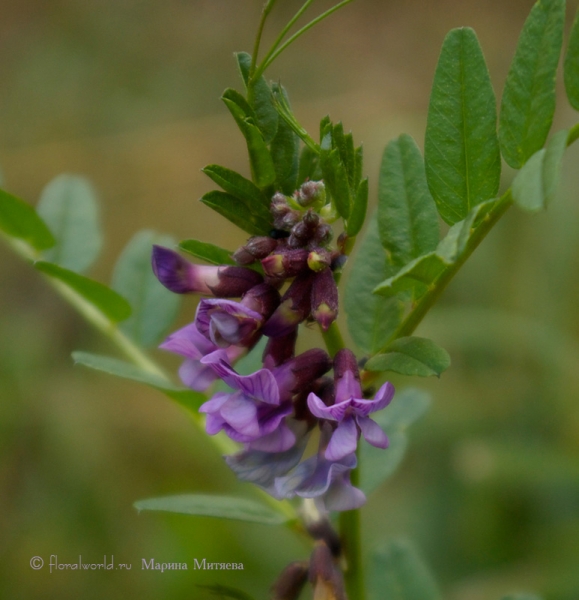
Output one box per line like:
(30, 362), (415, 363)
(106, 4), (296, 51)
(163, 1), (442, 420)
(200, 190), (272, 236)
(564, 8), (579, 110)
(202, 165), (270, 210)
(368, 539), (441, 600)
(269, 84), (299, 195)
(222, 92), (277, 189)
(72, 351), (205, 411)
(498, 0), (565, 168)
(197, 585), (256, 600)
(321, 147), (351, 219)
(111, 231), (181, 347)
(36, 174), (102, 273)
(0, 187), (55, 252)
(379, 134), (439, 265)
(134, 494), (288, 525)
(35, 262), (131, 322)
(178, 239), (235, 265)
(366, 336), (451, 377)
(425, 27), (500, 225)
(346, 177), (368, 236)
(236, 52), (278, 144)
(345, 219), (404, 354)
(373, 252), (448, 298)
(297, 145), (321, 184)
(512, 129), (567, 212)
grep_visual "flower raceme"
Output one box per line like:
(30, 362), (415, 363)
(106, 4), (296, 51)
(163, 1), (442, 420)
(151, 185), (395, 511)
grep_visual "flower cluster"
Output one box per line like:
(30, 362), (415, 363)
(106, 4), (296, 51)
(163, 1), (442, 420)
(152, 182), (394, 512)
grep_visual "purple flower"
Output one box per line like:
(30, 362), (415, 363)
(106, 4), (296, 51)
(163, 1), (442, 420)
(152, 245), (262, 296)
(307, 349), (394, 461)
(274, 448), (365, 512)
(199, 350), (296, 452)
(159, 323), (243, 391)
(195, 283), (280, 348)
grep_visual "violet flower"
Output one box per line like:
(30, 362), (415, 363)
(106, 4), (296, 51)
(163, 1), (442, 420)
(307, 349), (394, 461)
(199, 350), (296, 452)
(159, 323), (243, 391)
(152, 245), (262, 296)
(195, 283), (279, 348)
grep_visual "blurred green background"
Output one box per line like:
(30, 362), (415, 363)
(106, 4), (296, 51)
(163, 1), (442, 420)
(1, 0), (579, 598)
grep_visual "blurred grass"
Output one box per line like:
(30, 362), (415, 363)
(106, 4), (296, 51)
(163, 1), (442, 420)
(1, 0), (579, 598)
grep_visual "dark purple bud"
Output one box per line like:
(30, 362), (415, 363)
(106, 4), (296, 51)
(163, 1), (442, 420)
(311, 268), (338, 331)
(282, 348), (332, 395)
(263, 271), (315, 337)
(271, 192), (301, 230)
(233, 236), (278, 265)
(294, 377), (332, 428)
(307, 248), (332, 272)
(313, 222), (333, 246)
(288, 210), (320, 248)
(296, 180), (326, 207)
(271, 561), (309, 600)
(241, 283), (280, 320)
(308, 542), (347, 600)
(331, 253), (348, 272)
(151, 245), (263, 297)
(262, 248), (309, 279)
(263, 328), (298, 370)
(333, 348), (360, 385)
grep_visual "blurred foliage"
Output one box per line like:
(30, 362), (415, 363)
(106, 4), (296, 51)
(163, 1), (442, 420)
(1, 0), (579, 599)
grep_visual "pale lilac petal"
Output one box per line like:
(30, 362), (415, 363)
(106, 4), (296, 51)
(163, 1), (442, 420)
(274, 456), (319, 498)
(351, 382), (395, 417)
(220, 395), (259, 437)
(324, 477), (366, 511)
(159, 322), (215, 358)
(198, 391), (230, 414)
(200, 350), (236, 383)
(152, 246), (217, 294)
(196, 299), (263, 347)
(257, 403), (293, 436)
(356, 416), (389, 449)
(307, 393), (349, 422)
(205, 413), (226, 435)
(249, 423), (296, 452)
(178, 359), (216, 391)
(325, 417), (358, 461)
(234, 368), (280, 405)
(335, 370), (362, 404)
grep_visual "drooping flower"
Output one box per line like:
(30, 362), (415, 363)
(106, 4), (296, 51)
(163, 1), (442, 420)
(195, 283), (280, 348)
(307, 348), (394, 461)
(152, 245), (262, 296)
(159, 323), (243, 391)
(274, 427), (365, 512)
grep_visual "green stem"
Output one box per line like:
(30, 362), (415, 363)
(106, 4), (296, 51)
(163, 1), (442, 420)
(249, 0), (277, 89)
(339, 453), (365, 600)
(320, 321), (346, 357)
(254, 0), (355, 80)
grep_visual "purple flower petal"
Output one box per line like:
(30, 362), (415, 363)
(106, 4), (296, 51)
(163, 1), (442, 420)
(323, 475), (366, 512)
(356, 416), (389, 449)
(335, 369), (363, 404)
(196, 299), (263, 347)
(249, 422), (296, 453)
(178, 359), (217, 392)
(220, 395), (260, 437)
(307, 393), (350, 422)
(159, 322), (215, 359)
(152, 246), (218, 294)
(325, 416), (359, 461)
(198, 391), (230, 414)
(351, 382), (395, 417)
(205, 412), (226, 435)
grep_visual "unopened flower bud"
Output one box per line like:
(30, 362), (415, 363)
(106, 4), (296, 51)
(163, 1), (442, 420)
(262, 248), (309, 278)
(277, 348), (332, 395)
(313, 223), (333, 246)
(309, 542), (347, 600)
(241, 283), (280, 320)
(152, 245), (262, 296)
(296, 180), (326, 208)
(289, 210), (320, 248)
(307, 249), (332, 272)
(271, 192), (301, 230)
(311, 268), (338, 331)
(233, 236), (278, 265)
(263, 328), (298, 370)
(263, 271), (315, 337)
(270, 561), (309, 600)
